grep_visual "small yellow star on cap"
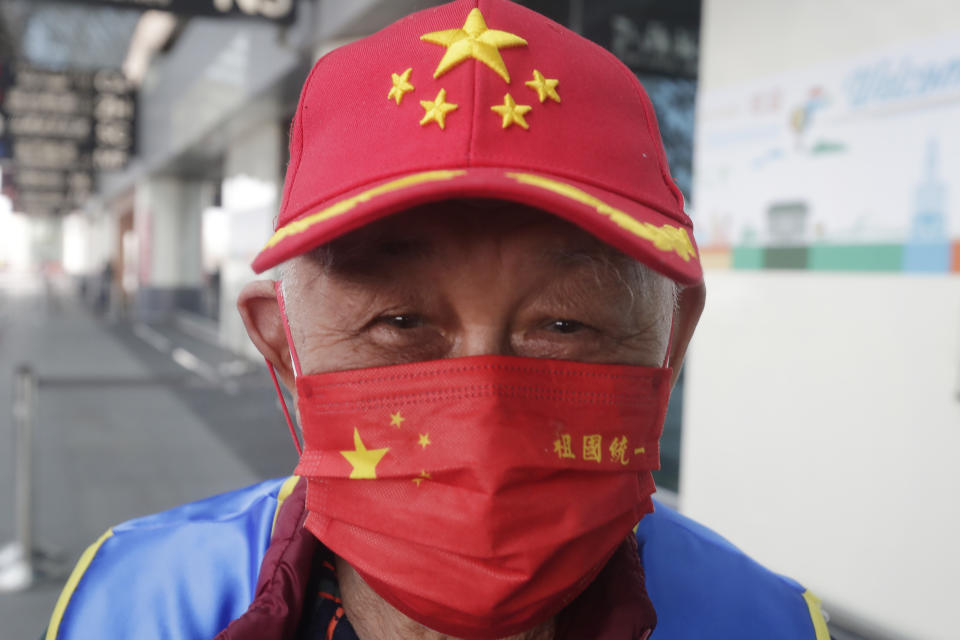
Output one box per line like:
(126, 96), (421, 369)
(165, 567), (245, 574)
(525, 69), (560, 103)
(420, 88), (458, 129)
(491, 93), (532, 130)
(412, 470), (431, 487)
(418, 433), (431, 449)
(388, 68), (414, 105)
(420, 8), (527, 84)
(340, 428), (389, 479)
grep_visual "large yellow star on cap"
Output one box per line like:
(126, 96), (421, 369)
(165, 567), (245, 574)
(340, 428), (389, 479)
(491, 93), (532, 130)
(420, 8), (527, 84)
(388, 68), (414, 105)
(525, 69), (560, 103)
(420, 89), (458, 129)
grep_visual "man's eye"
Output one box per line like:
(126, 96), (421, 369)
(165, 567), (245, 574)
(378, 314), (423, 329)
(547, 319), (587, 334)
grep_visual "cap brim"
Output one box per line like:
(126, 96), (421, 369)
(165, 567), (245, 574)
(252, 167), (701, 285)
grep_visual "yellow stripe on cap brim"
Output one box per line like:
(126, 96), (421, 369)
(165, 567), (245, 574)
(262, 168), (696, 265)
(505, 172), (697, 262)
(46, 528), (114, 640)
(263, 170), (467, 251)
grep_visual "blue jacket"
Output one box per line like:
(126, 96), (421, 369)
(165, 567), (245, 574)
(46, 477), (829, 639)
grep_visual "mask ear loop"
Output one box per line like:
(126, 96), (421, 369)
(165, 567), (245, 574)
(267, 362), (302, 456)
(267, 280), (303, 456)
(662, 307), (677, 370)
(275, 280), (302, 377)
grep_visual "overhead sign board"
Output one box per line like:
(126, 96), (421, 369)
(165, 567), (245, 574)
(0, 65), (135, 213)
(581, 0), (700, 79)
(43, 0), (296, 24)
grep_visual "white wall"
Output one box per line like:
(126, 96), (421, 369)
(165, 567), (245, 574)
(700, 0), (960, 92)
(61, 213), (91, 276)
(0, 197), (32, 271)
(681, 272), (960, 639)
(692, 3), (960, 636)
(62, 209), (115, 277)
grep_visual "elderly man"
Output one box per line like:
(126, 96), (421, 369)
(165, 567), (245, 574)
(45, 1), (829, 639)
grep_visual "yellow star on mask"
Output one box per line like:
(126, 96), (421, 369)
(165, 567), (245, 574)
(340, 428), (389, 479)
(525, 69), (560, 103)
(390, 411), (406, 428)
(412, 470), (431, 487)
(418, 433), (431, 449)
(420, 89), (458, 129)
(420, 8), (527, 84)
(387, 68), (415, 105)
(491, 93), (532, 130)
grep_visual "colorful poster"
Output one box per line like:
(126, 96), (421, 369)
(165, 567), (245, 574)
(694, 32), (960, 273)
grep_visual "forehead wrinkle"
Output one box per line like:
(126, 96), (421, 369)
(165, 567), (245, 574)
(537, 245), (664, 320)
(537, 263), (636, 313)
(540, 245), (636, 289)
(535, 248), (629, 299)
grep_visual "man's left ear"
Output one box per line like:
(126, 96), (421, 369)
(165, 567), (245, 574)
(667, 281), (705, 388)
(237, 279), (297, 394)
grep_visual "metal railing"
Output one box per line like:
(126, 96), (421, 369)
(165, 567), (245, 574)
(0, 366), (37, 591)
(0, 364), (187, 591)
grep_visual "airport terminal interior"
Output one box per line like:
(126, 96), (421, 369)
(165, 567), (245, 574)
(1, 1), (958, 638)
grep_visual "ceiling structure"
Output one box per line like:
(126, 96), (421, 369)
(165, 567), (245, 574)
(0, 1), (141, 72)
(0, 1), (172, 215)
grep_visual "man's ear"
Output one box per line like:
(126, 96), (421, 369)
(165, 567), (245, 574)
(237, 280), (296, 394)
(667, 281), (705, 388)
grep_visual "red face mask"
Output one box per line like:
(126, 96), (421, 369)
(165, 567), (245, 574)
(267, 282), (672, 639)
(287, 354), (670, 639)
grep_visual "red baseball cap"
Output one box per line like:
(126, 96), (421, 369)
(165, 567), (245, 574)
(252, 0), (702, 285)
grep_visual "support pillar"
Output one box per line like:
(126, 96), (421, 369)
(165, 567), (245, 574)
(218, 120), (283, 358)
(133, 175), (212, 322)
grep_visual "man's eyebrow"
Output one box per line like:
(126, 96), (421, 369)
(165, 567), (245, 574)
(373, 237), (436, 260)
(313, 234), (436, 274)
(541, 245), (626, 270)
